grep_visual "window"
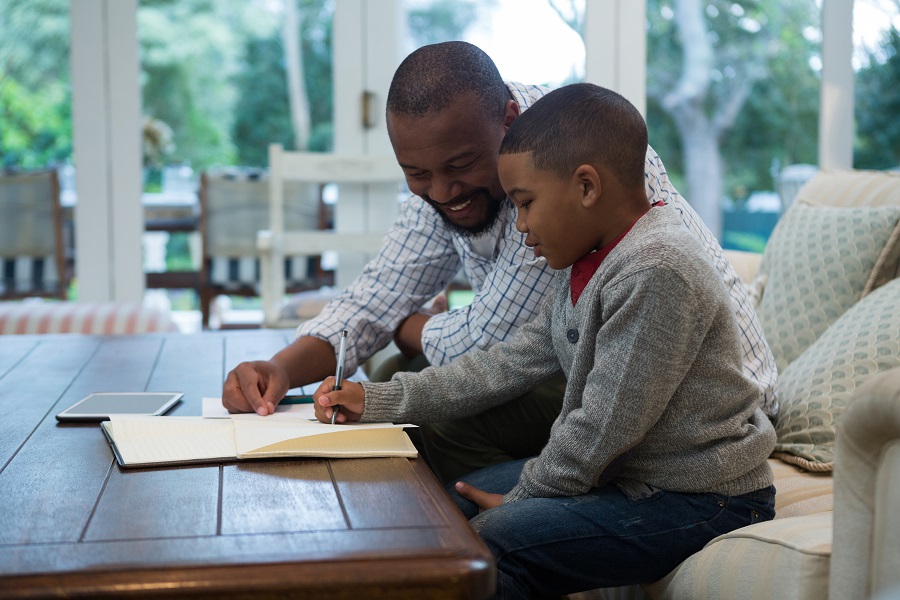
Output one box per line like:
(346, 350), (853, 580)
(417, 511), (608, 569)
(853, 0), (900, 170)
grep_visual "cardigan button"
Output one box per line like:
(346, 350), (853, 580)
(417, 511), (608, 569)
(566, 329), (579, 343)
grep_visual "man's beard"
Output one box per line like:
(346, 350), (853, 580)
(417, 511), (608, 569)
(423, 190), (505, 238)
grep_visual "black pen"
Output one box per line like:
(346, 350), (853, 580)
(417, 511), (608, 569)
(331, 329), (348, 424)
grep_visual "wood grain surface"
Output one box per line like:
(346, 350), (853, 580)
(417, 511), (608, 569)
(0, 332), (494, 599)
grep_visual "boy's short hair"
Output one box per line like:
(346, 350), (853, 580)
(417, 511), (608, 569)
(500, 83), (648, 189)
(387, 41), (509, 122)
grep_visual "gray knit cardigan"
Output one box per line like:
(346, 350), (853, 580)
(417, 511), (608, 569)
(361, 206), (775, 503)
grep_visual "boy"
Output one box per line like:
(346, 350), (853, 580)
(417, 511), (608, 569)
(313, 83), (776, 599)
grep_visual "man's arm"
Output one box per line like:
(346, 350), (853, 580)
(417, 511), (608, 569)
(419, 206), (555, 365)
(294, 197), (463, 371)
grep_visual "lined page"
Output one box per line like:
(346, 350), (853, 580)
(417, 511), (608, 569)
(106, 416), (236, 465)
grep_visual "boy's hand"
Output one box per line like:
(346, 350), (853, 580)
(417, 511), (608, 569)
(313, 377), (365, 423)
(454, 481), (503, 512)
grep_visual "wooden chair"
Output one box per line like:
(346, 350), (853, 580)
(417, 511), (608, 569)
(198, 167), (329, 329)
(258, 144), (406, 328)
(0, 169), (69, 300)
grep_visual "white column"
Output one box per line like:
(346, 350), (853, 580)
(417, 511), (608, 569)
(70, 0), (144, 302)
(584, 0), (647, 116)
(332, 0), (405, 288)
(819, 0), (855, 170)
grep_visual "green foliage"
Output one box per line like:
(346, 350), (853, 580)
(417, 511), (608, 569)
(646, 0), (821, 201)
(407, 0), (483, 47)
(231, 0), (334, 164)
(231, 36), (295, 167)
(0, 78), (72, 169)
(0, 0), (70, 89)
(0, 0), (72, 169)
(855, 28), (900, 169)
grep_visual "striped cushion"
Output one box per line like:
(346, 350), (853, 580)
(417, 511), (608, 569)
(0, 302), (178, 335)
(640, 458), (833, 599)
(770, 458), (834, 519)
(582, 459), (834, 600)
(1, 256), (63, 296)
(647, 513), (831, 599)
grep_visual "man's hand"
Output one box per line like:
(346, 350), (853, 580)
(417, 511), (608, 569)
(222, 360), (291, 416)
(454, 481), (503, 512)
(393, 294), (450, 358)
(313, 378), (365, 423)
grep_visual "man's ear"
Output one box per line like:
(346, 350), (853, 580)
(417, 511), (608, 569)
(503, 99), (520, 129)
(574, 164), (601, 208)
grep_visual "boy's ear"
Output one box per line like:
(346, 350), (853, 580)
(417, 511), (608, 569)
(574, 164), (601, 208)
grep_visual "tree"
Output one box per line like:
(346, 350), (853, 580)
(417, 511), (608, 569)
(855, 27), (900, 168)
(407, 0), (486, 47)
(0, 0), (72, 168)
(549, 0), (820, 235)
(231, 36), (295, 167)
(231, 0), (333, 163)
(282, 0), (311, 151)
(647, 0), (820, 234)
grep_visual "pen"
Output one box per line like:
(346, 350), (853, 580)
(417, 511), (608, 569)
(332, 329), (348, 424)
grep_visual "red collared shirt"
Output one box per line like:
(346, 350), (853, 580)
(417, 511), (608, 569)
(570, 203), (662, 305)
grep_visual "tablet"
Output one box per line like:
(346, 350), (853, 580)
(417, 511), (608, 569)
(56, 392), (183, 422)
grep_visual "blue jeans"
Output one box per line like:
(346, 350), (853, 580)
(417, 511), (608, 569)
(448, 458), (776, 600)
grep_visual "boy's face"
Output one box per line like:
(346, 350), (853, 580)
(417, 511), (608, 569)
(498, 152), (595, 270)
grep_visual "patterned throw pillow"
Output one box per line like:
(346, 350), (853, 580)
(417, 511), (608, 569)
(772, 278), (900, 471)
(756, 201), (900, 372)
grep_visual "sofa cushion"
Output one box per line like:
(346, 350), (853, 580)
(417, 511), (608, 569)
(772, 278), (900, 471)
(755, 201), (900, 372)
(646, 512), (832, 600)
(770, 458), (833, 519)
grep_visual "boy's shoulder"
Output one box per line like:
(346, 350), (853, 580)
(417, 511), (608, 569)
(614, 207), (720, 282)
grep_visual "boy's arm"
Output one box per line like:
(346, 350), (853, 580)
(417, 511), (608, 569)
(359, 292), (562, 424)
(504, 267), (710, 502)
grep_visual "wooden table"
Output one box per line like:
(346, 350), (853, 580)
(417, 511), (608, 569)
(0, 330), (495, 599)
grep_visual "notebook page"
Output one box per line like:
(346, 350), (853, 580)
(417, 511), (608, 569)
(231, 416), (417, 458)
(107, 416), (236, 464)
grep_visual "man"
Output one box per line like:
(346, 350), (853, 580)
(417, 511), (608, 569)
(222, 41), (777, 484)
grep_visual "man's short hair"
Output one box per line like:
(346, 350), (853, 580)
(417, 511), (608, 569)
(500, 83), (648, 189)
(387, 41), (509, 121)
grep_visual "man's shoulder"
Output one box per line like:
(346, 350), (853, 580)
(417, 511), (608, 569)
(506, 82), (552, 110)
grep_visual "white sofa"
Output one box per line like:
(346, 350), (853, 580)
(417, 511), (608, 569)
(576, 168), (900, 600)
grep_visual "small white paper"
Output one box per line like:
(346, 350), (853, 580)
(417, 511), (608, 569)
(201, 397), (316, 420)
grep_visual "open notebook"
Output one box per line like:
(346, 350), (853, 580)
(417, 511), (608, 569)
(101, 414), (417, 468)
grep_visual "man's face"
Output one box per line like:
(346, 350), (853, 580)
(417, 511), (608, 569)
(387, 92), (516, 236)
